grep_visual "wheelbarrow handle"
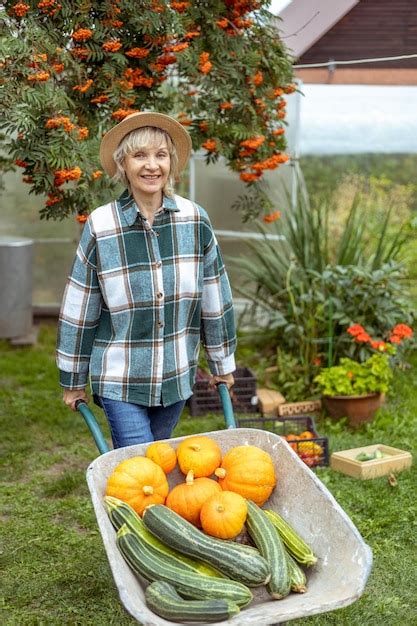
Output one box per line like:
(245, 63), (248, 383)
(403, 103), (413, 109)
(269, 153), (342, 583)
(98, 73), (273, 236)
(216, 383), (236, 429)
(75, 399), (110, 455)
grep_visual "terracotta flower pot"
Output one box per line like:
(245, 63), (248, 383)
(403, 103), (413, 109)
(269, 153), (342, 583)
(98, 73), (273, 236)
(323, 393), (384, 427)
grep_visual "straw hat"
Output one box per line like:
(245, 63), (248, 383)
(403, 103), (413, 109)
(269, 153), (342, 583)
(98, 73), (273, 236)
(99, 111), (192, 177)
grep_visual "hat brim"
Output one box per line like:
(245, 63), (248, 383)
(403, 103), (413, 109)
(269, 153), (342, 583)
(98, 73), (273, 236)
(99, 112), (192, 177)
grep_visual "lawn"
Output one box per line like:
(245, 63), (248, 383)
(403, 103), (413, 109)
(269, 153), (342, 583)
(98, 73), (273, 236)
(1, 323), (416, 625)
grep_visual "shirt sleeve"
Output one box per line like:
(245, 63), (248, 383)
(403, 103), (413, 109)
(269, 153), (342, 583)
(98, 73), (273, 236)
(56, 218), (103, 389)
(200, 213), (237, 376)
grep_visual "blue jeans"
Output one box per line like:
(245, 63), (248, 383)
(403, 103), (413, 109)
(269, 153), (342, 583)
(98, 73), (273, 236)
(95, 396), (186, 449)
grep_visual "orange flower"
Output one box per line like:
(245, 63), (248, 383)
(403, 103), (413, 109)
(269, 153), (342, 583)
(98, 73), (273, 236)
(165, 42), (189, 53)
(199, 120), (208, 132)
(76, 214), (88, 223)
(216, 18), (228, 29)
(240, 172), (261, 183)
(263, 210), (281, 223)
(52, 63), (64, 73)
(389, 335), (401, 344)
(177, 113), (192, 126)
(45, 116), (75, 132)
(54, 167), (82, 186)
(15, 159), (28, 167)
(126, 47), (150, 58)
(27, 71), (50, 82)
(38, 0), (61, 15)
(285, 83), (297, 94)
(45, 193), (61, 206)
(347, 324), (365, 337)
(111, 108), (140, 120)
(12, 2), (30, 17)
(252, 71), (263, 86)
(277, 110), (286, 120)
(184, 31), (200, 39)
(22, 176), (33, 183)
(72, 47), (89, 60)
(170, 1), (190, 11)
(73, 79), (93, 93)
(202, 139), (217, 152)
(371, 341), (387, 351)
(355, 332), (371, 343)
(78, 127), (89, 140)
(239, 136), (265, 150)
(71, 28), (93, 42)
(273, 87), (284, 97)
(219, 102), (233, 110)
(272, 127), (285, 136)
(33, 53), (47, 63)
(111, 20), (123, 27)
(391, 323), (413, 338)
(199, 52), (212, 74)
(91, 95), (109, 104)
(102, 39), (122, 53)
(234, 17), (253, 28)
(91, 170), (103, 180)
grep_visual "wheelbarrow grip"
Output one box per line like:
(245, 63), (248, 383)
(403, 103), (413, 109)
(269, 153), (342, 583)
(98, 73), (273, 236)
(75, 400), (110, 455)
(216, 383), (236, 429)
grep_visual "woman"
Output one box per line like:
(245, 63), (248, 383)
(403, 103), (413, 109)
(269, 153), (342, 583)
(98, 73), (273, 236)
(56, 112), (236, 448)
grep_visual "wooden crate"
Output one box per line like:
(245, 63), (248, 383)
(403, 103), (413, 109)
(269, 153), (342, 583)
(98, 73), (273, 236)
(330, 444), (412, 480)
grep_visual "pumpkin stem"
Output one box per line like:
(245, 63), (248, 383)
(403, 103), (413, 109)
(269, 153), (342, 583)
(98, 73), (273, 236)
(189, 444), (200, 451)
(216, 504), (225, 513)
(142, 485), (154, 495)
(214, 468), (226, 479)
(185, 470), (195, 485)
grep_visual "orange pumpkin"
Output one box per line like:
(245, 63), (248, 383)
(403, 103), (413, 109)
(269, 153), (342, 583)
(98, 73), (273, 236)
(146, 441), (177, 474)
(105, 456), (169, 516)
(200, 490), (248, 539)
(166, 470), (222, 526)
(214, 445), (276, 506)
(176, 435), (222, 478)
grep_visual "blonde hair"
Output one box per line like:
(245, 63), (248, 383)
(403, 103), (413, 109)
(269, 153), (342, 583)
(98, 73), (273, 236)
(112, 126), (178, 197)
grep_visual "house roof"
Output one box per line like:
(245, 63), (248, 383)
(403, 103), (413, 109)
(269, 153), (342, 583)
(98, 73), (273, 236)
(275, 0), (359, 59)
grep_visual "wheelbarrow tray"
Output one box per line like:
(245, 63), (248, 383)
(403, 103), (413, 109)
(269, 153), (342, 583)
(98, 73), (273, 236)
(86, 428), (372, 625)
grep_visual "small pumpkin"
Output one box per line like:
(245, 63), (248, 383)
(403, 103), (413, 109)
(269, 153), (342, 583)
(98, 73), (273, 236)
(146, 441), (177, 474)
(176, 435), (222, 478)
(166, 470), (222, 526)
(214, 445), (276, 506)
(200, 491), (248, 539)
(106, 456), (169, 516)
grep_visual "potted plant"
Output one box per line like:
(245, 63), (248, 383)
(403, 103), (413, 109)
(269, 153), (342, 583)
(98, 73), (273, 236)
(314, 323), (414, 426)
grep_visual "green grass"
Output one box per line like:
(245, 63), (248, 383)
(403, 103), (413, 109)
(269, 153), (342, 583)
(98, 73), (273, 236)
(1, 324), (416, 625)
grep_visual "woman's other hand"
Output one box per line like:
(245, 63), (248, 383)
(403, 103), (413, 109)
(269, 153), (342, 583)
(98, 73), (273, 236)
(209, 373), (235, 390)
(63, 388), (89, 411)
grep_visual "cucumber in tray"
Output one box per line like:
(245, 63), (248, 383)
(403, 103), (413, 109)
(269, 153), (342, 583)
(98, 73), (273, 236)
(145, 580), (240, 623)
(142, 503), (271, 587)
(117, 524), (253, 608)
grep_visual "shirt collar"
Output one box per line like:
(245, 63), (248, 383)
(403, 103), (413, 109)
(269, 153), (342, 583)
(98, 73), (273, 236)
(117, 189), (179, 227)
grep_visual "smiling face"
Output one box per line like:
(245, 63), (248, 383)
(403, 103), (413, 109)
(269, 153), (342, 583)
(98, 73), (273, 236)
(123, 142), (171, 201)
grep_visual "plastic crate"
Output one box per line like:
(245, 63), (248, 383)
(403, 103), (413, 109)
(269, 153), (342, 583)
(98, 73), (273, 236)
(235, 414), (329, 468)
(187, 367), (257, 416)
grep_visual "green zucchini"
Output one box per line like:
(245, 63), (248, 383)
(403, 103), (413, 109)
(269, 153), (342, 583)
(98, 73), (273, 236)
(264, 509), (317, 567)
(104, 496), (222, 578)
(117, 525), (253, 607)
(286, 551), (307, 593)
(145, 580), (240, 623)
(142, 504), (270, 587)
(245, 500), (290, 599)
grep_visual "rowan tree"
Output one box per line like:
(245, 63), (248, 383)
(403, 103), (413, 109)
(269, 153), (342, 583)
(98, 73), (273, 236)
(1, 0), (294, 222)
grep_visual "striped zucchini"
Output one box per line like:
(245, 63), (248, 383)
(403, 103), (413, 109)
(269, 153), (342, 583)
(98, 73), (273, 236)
(142, 504), (270, 587)
(286, 551), (307, 593)
(145, 581), (240, 623)
(104, 496), (222, 578)
(117, 525), (253, 607)
(264, 509), (317, 567)
(245, 500), (291, 599)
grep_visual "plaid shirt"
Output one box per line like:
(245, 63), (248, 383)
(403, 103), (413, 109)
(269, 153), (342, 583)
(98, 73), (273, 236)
(56, 190), (236, 406)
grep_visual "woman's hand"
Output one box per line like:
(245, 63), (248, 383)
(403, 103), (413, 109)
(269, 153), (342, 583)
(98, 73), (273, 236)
(63, 388), (88, 411)
(209, 373), (235, 390)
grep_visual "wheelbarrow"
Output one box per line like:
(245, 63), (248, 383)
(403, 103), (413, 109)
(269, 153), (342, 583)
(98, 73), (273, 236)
(77, 385), (372, 625)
